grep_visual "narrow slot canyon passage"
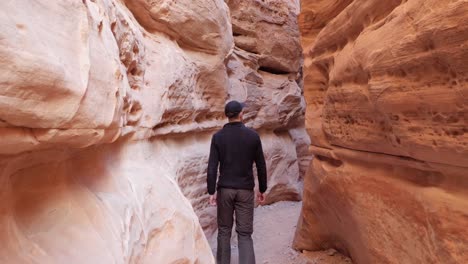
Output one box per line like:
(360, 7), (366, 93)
(0, 0), (466, 263)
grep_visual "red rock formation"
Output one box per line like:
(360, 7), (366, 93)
(295, 0), (468, 263)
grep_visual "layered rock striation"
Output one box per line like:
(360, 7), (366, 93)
(0, 0), (307, 262)
(295, 0), (468, 263)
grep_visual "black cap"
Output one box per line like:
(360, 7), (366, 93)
(224, 100), (245, 118)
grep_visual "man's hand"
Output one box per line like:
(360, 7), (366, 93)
(209, 194), (217, 206)
(257, 192), (266, 204)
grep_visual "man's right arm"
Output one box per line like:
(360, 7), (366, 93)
(207, 135), (219, 195)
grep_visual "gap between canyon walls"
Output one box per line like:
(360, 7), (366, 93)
(120, 0), (311, 244)
(0, 0), (310, 263)
(295, 0), (468, 263)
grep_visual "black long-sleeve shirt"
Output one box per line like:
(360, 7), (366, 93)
(207, 122), (267, 195)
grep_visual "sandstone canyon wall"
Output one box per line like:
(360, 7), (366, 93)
(295, 0), (468, 263)
(0, 0), (307, 263)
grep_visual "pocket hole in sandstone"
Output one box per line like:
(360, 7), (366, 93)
(133, 43), (139, 54)
(129, 102), (142, 115)
(195, 112), (213, 123)
(432, 114), (443, 122)
(451, 129), (461, 136)
(333, 81), (343, 87)
(449, 70), (457, 78)
(399, 69), (407, 77)
(446, 116), (459, 123)
(409, 126), (422, 133)
(425, 40), (435, 51)
(123, 97), (130, 111)
(111, 22), (117, 33)
(316, 155), (343, 168)
(258, 66), (290, 75)
(127, 101), (143, 125)
(130, 83), (139, 90)
(354, 73), (368, 84)
(98, 21), (103, 32)
(128, 61), (139, 75)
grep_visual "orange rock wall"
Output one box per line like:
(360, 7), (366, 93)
(295, 0), (468, 263)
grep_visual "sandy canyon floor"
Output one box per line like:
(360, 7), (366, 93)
(209, 201), (352, 264)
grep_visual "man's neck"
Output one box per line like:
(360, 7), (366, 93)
(228, 119), (242, 123)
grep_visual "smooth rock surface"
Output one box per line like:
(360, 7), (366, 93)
(295, 0), (468, 263)
(0, 0), (307, 262)
(0, 141), (213, 263)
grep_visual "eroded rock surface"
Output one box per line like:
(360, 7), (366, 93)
(0, 0), (307, 262)
(0, 142), (213, 263)
(295, 1), (468, 263)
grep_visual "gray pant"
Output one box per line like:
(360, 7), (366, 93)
(217, 188), (255, 264)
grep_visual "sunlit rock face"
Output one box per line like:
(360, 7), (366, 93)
(294, 0), (468, 263)
(0, 0), (307, 262)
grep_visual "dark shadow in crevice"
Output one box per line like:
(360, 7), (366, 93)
(258, 66), (290, 75)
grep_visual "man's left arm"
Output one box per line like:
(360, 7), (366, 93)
(255, 135), (267, 203)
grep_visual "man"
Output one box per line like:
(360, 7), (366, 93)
(207, 100), (267, 264)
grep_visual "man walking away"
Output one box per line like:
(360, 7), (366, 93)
(207, 100), (267, 264)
